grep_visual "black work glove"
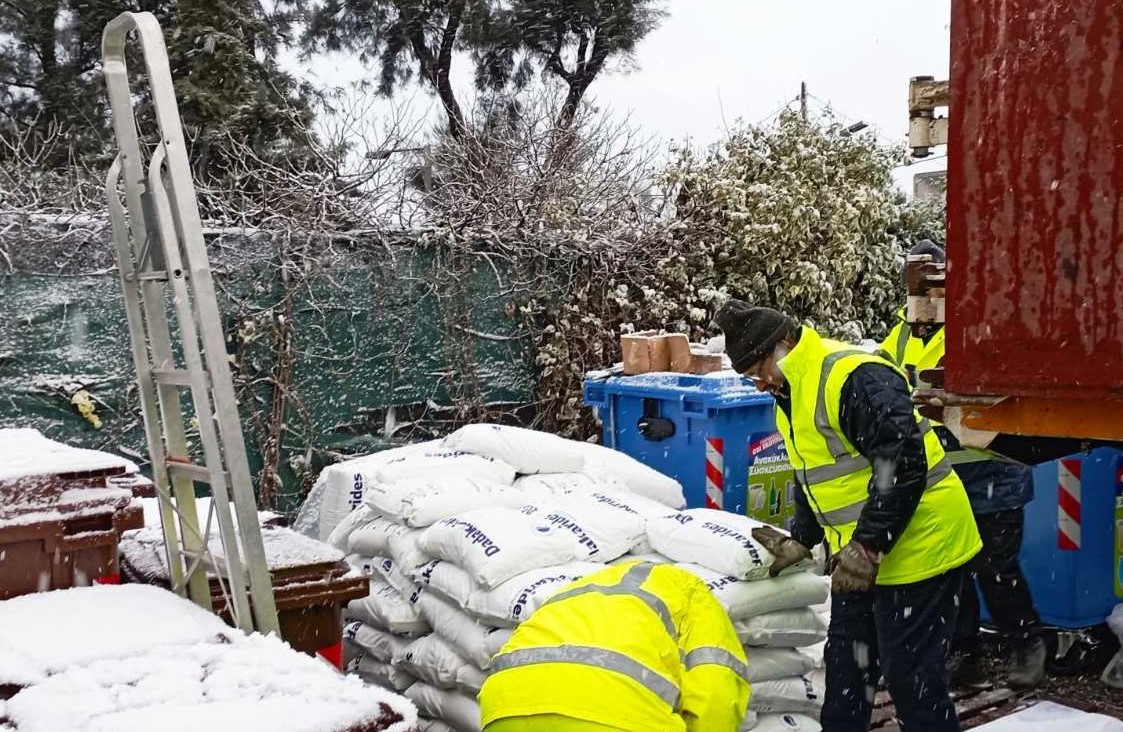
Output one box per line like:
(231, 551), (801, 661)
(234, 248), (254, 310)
(752, 525), (812, 578)
(830, 540), (880, 593)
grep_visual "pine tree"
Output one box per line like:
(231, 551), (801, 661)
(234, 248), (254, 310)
(480, 0), (666, 129)
(286, 0), (666, 137)
(167, 0), (319, 179)
(0, 0), (161, 160)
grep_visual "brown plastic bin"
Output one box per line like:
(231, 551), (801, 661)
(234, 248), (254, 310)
(0, 506), (140, 600)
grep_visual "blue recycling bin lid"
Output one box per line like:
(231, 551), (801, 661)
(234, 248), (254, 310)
(584, 371), (772, 416)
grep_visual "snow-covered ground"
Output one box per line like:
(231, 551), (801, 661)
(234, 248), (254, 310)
(0, 585), (416, 732)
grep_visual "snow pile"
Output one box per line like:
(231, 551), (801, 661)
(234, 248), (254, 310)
(118, 524), (346, 585)
(306, 424), (690, 730)
(0, 428), (138, 483)
(0, 429), (143, 526)
(0, 585), (417, 732)
(301, 424), (826, 731)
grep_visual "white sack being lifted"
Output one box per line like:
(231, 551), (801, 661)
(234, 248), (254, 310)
(418, 507), (588, 588)
(648, 509), (777, 580)
(679, 564), (829, 620)
(442, 423), (587, 475)
(364, 475), (529, 528)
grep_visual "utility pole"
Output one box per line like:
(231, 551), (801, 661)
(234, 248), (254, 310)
(800, 81), (808, 122)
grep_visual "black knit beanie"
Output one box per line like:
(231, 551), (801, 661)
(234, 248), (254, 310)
(713, 301), (797, 373)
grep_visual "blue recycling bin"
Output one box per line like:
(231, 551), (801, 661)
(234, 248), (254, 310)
(583, 372), (794, 524)
(1011, 448), (1123, 628)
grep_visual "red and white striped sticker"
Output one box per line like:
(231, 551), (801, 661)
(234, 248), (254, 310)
(705, 437), (724, 510)
(1058, 458), (1082, 551)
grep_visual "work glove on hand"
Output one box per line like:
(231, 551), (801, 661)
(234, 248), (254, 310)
(752, 525), (812, 578)
(830, 540), (880, 593)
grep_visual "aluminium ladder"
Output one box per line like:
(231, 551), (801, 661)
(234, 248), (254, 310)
(101, 11), (279, 634)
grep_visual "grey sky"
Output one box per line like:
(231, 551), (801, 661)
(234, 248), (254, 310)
(286, 0), (952, 190)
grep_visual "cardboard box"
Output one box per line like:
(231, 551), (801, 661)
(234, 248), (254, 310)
(620, 331), (670, 374)
(667, 333), (692, 372)
(689, 350), (725, 374)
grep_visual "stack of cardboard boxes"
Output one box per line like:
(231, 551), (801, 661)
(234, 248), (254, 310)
(620, 331), (726, 376)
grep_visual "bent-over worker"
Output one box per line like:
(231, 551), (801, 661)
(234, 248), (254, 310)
(716, 300), (981, 732)
(478, 561), (750, 732)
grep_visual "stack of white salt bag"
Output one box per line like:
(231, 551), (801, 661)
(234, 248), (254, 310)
(302, 424), (830, 732)
(645, 507), (829, 732)
(307, 424), (688, 732)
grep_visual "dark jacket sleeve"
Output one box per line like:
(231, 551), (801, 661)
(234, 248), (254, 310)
(790, 474), (826, 550)
(838, 363), (930, 555)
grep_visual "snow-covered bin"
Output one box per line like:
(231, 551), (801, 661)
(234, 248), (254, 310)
(0, 429), (150, 601)
(0, 584), (417, 731)
(118, 525), (368, 668)
(0, 429), (145, 513)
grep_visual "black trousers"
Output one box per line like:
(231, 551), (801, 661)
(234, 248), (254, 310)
(821, 566), (965, 732)
(955, 508), (1041, 653)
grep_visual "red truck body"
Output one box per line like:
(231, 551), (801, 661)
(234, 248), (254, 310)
(946, 0), (1123, 435)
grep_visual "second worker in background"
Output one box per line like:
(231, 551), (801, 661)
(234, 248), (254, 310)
(880, 240), (1046, 689)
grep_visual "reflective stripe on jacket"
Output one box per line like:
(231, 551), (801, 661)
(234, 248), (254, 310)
(774, 326), (981, 585)
(478, 562), (750, 732)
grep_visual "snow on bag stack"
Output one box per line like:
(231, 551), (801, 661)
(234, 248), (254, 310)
(300, 423), (692, 731)
(649, 508), (829, 729)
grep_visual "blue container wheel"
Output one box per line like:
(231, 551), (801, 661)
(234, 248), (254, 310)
(583, 372), (794, 526)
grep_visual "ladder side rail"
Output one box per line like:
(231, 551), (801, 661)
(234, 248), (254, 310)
(147, 148), (255, 631)
(136, 14), (280, 633)
(104, 11), (279, 634)
(105, 158), (186, 591)
(102, 20), (212, 610)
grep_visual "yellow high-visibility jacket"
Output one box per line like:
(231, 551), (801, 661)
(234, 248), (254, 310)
(478, 561), (750, 732)
(774, 326), (981, 585)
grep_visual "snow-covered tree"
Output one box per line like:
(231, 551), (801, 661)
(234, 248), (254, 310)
(664, 111), (944, 341)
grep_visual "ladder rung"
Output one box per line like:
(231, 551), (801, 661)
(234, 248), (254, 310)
(124, 270), (170, 282)
(152, 368), (202, 386)
(166, 460), (213, 483)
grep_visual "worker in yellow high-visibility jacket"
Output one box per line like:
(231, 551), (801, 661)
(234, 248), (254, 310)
(716, 299), (981, 732)
(478, 561), (750, 732)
